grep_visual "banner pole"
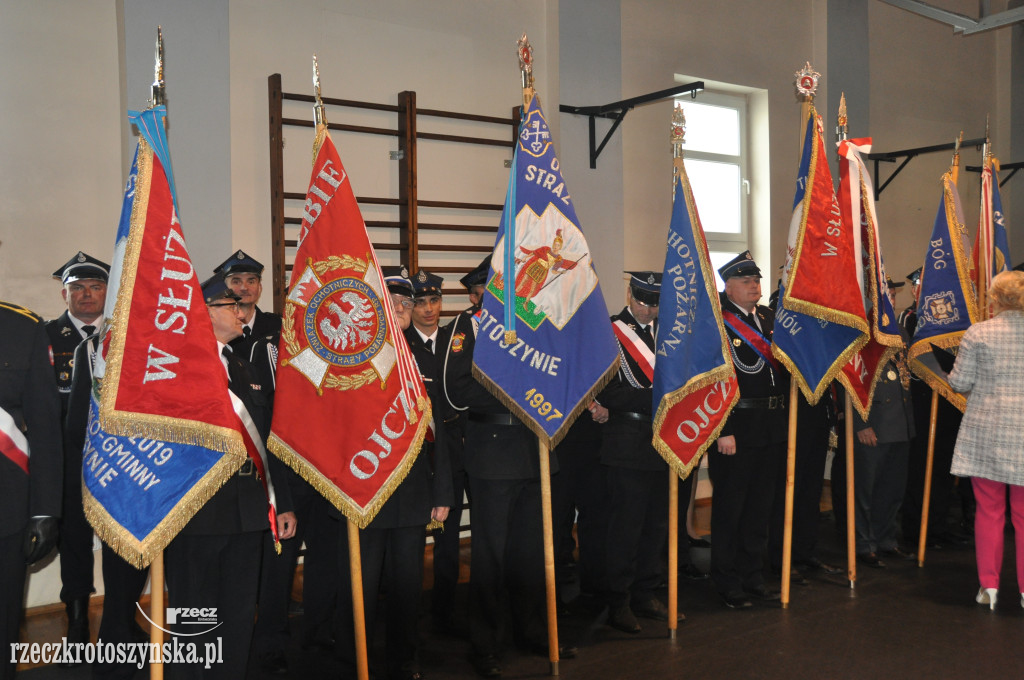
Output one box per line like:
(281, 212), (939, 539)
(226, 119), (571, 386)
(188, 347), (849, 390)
(347, 521), (369, 680)
(538, 441), (560, 676)
(667, 471), (679, 639)
(917, 391), (940, 567)
(149, 550), (164, 679)
(781, 381), (798, 608)
(845, 394), (857, 588)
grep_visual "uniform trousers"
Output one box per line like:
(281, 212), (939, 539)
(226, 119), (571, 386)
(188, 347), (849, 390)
(58, 468), (95, 603)
(604, 467), (667, 607)
(853, 441), (909, 554)
(254, 484), (338, 654)
(338, 525), (427, 680)
(1, 531), (27, 680)
(467, 476), (546, 656)
(431, 465), (468, 624)
(553, 437), (608, 595)
(94, 545), (150, 679)
(971, 477), (1024, 591)
(708, 442), (784, 595)
(769, 420), (830, 567)
(164, 531), (263, 680)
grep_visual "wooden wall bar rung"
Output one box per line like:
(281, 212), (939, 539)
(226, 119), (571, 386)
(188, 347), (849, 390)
(269, 73), (516, 313)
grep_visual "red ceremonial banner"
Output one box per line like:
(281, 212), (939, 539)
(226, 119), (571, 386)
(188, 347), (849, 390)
(268, 128), (429, 527)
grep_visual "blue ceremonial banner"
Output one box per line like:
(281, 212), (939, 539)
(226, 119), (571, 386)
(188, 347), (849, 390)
(772, 110), (868, 404)
(908, 170), (976, 411)
(473, 93), (618, 447)
(84, 107), (251, 567)
(652, 171), (737, 479)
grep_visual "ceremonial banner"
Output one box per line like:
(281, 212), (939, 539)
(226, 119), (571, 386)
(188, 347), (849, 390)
(835, 138), (903, 419)
(268, 126), (430, 527)
(85, 107), (258, 567)
(473, 93), (618, 447)
(909, 171), (976, 411)
(971, 158), (1011, 306)
(772, 108), (869, 403)
(652, 171), (738, 478)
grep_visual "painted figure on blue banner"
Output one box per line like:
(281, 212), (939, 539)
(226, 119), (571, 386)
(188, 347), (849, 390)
(0, 300), (62, 680)
(711, 252), (787, 609)
(512, 228), (579, 300)
(597, 272), (682, 632)
(46, 251), (109, 650)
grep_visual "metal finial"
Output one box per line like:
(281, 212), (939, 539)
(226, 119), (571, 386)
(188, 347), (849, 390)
(671, 103), (686, 156)
(836, 92), (848, 141)
(517, 33), (534, 91)
(984, 114), (991, 163)
(952, 130), (963, 167)
(150, 26), (165, 108)
(794, 61), (820, 100)
(313, 54), (327, 127)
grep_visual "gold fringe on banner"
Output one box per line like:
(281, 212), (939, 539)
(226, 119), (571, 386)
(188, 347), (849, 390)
(837, 345), (900, 421)
(267, 399), (431, 529)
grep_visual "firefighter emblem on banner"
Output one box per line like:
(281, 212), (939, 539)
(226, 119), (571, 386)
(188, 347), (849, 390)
(281, 255), (398, 394)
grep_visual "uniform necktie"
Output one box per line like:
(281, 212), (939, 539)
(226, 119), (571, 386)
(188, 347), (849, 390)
(222, 346), (240, 385)
(243, 326), (251, 338)
(425, 338), (434, 354)
(82, 325), (96, 337)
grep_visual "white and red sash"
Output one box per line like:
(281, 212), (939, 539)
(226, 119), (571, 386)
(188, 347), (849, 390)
(0, 406), (29, 474)
(228, 391), (280, 544)
(612, 319), (655, 383)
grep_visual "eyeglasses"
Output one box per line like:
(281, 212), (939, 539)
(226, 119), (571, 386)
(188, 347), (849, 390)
(392, 298), (414, 309)
(634, 299), (659, 308)
(208, 302), (241, 310)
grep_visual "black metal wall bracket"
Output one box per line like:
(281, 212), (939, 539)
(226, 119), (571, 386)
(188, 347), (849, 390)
(865, 137), (984, 200)
(965, 160), (1023, 187)
(559, 81), (704, 168)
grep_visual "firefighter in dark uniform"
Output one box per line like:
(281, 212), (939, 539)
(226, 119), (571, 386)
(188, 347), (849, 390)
(337, 267), (453, 680)
(432, 258), (491, 632)
(214, 250), (282, 362)
(47, 251), (110, 646)
(1, 301), (62, 680)
(898, 267), (969, 548)
(597, 272), (681, 633)
(711, 251), (787, 609)
(163, 276), (295, 680)
(440, 269), (574, 678)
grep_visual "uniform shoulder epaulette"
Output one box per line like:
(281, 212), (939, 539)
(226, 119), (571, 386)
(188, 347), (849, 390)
(0, 300), (43, 322)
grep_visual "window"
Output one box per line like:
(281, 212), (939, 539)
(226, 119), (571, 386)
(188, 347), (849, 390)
(675, 91), (753, 291)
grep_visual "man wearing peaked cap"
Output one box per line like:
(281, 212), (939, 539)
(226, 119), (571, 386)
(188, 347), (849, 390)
(596, 270), (682, 632)
(460, 255), (492, 309)
(898, 267), (922, 336)
(711, 250), (787, 609)
(214, 249), (282, 362)
(46, 251), (110, 651)
(410, 269), (444, 352)
(164, 274), (295, 679)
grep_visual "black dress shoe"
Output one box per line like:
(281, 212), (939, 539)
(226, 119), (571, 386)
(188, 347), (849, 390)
(743, 584), (781, 601)
(633, 598), (685, 622)
(857, 552), (886, 568)
(679, 563), (710, 581)
(880, 546), (915, 561)
(470, 653), (502, 678)
(797, 557), (844, 575)
(608, 605), (642, 633)
(721, 591), (753, 609)
(258, 651), (289, 676)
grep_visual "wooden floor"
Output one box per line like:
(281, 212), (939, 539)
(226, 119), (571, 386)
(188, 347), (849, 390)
(15, 496), (1024, 680)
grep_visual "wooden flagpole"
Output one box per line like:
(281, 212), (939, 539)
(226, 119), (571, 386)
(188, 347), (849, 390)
(538, 441), (560, 675)
(917, 392), (940, 566)
(150, 551), (164, 679)
(668, 471), (679, 639)
(781, 381), (798, 607)
(845, 394), (857, 588)
(347, 521), (370, 680)
(919, 136), (966, 568)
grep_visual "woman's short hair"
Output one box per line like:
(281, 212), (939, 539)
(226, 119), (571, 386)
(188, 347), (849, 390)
(989, 270), (1024, 312)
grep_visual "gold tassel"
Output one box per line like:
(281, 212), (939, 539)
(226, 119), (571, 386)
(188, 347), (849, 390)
(504, 330), (517, 345)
